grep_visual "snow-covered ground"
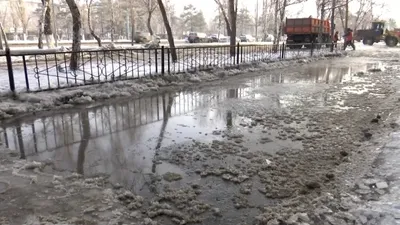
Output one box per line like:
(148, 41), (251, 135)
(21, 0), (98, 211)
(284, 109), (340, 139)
(0, 45), (337, 93)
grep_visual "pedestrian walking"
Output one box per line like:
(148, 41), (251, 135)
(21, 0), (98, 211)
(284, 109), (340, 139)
(333, 31), (339, 48)
(343, 28), (355, 50)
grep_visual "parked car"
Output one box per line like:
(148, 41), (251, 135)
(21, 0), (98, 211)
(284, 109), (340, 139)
(188, 32), (211, 43)
(209, 34), (219, 42)
(219, 36), (240, 43)
(239, 35), (256, 42)
(262, 34), (275, 42)
(134, 32), (152, 43)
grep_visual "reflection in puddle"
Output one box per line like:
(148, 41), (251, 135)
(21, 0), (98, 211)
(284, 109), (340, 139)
(0, 62), (378, 193)
(267, 62), (380, 84)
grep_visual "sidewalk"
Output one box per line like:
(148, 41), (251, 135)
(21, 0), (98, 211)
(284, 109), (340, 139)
(351, 117), (400, 225)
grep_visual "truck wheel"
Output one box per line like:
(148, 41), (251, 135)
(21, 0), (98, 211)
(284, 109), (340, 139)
(362, 39), (374, 46)
(385, 36), (398, 47)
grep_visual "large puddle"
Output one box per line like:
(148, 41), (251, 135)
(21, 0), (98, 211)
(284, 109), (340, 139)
(0, 61), (383, 192)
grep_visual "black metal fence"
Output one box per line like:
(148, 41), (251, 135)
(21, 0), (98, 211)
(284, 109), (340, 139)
(0, 43), (343, 93)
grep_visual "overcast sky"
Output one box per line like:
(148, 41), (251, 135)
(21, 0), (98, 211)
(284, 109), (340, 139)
(171, 0), (400, 24)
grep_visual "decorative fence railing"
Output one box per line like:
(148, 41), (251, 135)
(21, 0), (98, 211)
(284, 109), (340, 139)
(0, 43), (343, 93)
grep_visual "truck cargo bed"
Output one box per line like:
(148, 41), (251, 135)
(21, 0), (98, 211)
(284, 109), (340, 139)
(284, 18), (330, 35)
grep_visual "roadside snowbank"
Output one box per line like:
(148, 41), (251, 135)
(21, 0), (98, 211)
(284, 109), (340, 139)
(0, 53), (344, 120)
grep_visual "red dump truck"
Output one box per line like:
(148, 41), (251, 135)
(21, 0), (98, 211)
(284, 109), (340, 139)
(284, 17), (331, 48)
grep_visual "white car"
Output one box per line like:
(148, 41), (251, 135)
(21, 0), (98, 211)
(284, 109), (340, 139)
(219, 36), (240, 43)
(239, 35), (256, 42)
(264, 34), (274, 42)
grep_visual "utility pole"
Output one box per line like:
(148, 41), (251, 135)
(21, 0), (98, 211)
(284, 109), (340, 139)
(345, 0), (348, 30)
(330, 0), (336, 51)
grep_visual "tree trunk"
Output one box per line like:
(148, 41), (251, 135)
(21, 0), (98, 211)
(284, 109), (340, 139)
(228, 0), (237, 57)
(318, 0), (325, 44)
(215, 1), (232, 37)
(147, 12), (154, 35)
(87, 0), (101, 47)
(38, 0), (49, 49)
(52, 1), (58, 47)
(65, 0), (82, 70)
(261, 0), (268, 41)
(277, 0), (286, 44)
(110, 0), (114, 42)
(338, 7), (345, 32)
(255, 0), (258, 41)
(77, 111), (90, 175)
(157, 0), (177, 62)
(152, 94), (173, 174)
(130, 8), (135, 46)
(44, 0), (55, 50)
(0, 23), (3, 50)
(272, 0), (279, 45)
(0, 22), (7, 50)
(222, 11), (231, 36)
(225, 19), (232, 36)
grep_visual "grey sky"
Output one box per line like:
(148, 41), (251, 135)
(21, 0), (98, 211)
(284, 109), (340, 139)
(171, 0), (400, 24)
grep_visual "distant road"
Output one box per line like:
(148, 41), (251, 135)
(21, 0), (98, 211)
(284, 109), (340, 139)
(6, 39), (184, 49)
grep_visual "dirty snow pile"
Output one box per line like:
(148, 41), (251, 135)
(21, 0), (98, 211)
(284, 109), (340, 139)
(0, 56), (336, 120)
(0, 145), (216, 225)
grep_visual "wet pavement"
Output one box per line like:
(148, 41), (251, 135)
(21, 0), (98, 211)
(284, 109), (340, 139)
(0, 60), (382, 178)
(0, 57), (398, 224)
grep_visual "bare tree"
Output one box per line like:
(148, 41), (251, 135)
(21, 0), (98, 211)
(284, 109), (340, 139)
(110, 0), (115, 42)
(228, 0), (238, 56)
(0, 22), (8, 50)
(65, 0), (82, 70)
(38, 0), (54, 49)
(10, 0), (30, 40)
(261, 0), (268, 40)
(317, 0), (326, 44)
(38, 0), (48, 49)
(9, 1), (21, 40)
(44, 0), (55, 48)
(130, 7), (136, 45)
(0, 27), (2, 50)
(214, 0), (232, 36)
(352, 0), (375, 31)
(142, 0), (158, 35)
(86, 0), (102, 46)
(77, 111), (90, 175)
(157, 0), (177, 62)
(272, 0), (307, 45)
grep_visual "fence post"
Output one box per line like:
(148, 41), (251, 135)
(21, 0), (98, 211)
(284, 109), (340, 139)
(155, 48), (158, 74)
(311, 42), (314, 57)
(167, 48), (171, 74)
(161, 46), (165, 75)
(5, 47), (15, 93)
(281, 43), (285, 59)
(240, 45), (243, 63)
(236, 43), (240, 65)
